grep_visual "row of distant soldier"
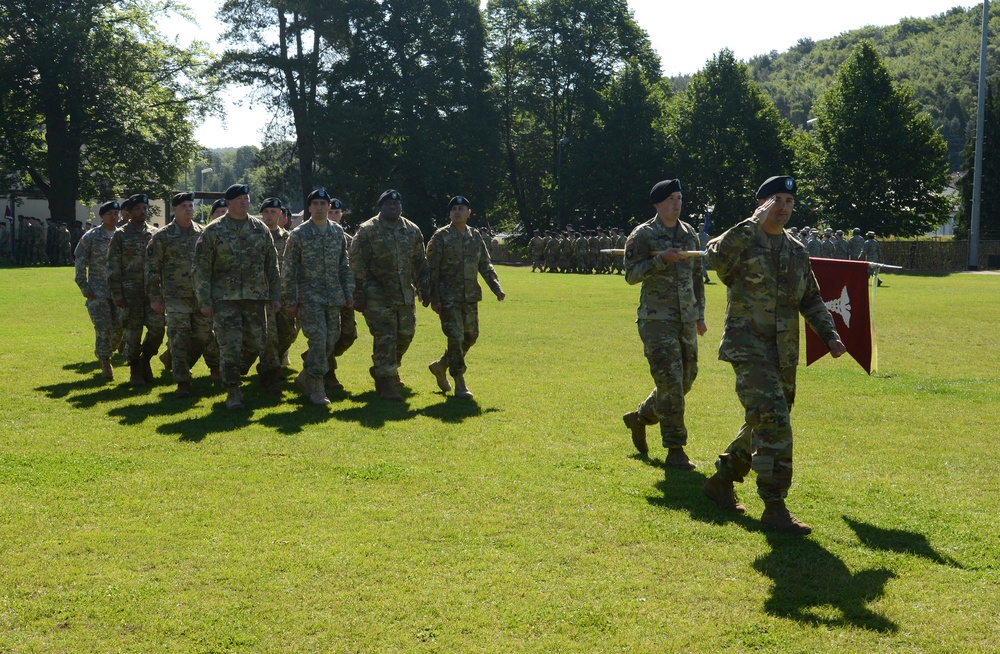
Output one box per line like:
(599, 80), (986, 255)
(527, 226), (628, 274)
(790, 226), (882, 263)
(0, 216), (81, 266)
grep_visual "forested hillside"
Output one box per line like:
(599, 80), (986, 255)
(747, 5), (998, 170)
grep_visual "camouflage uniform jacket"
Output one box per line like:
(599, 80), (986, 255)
(282, 219), (354, 307)
(848, 235), (865, 260)
(146, 220), (204, 312)
(193, 213), (281, 306)
(624, 216), (705, 322)
(529, 236), (545, 257)
(108, 221), (155, 301)
(426, 223), (503, 307)
(821, 238), (835, 258)
(350, 214), (427, 307)
(806, 238), (823, 257)
(834, 237), (850, 259)
(861, 239), (881, 263)
(270, 226), (290, 270)
(707, 216), (839, 368)
(74, 226), (116, 299)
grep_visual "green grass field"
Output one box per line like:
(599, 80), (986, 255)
(1, 265), (998, 652)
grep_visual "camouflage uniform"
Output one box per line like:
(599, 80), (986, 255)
(350, 213), (428, 378)
(697, 228), (711, 282)
(575, 234), (589, 273)
(264, 225), (299, 369)
(706, 216), (839, 501)
(0, 225), (9, 261)
(821, 236), (835, 258)
(833, 235), (850, 259)
(331, 231), (358, 370)
(848, 233), (865, 260)
(146, 220), (220, 383)
(806, 236), (823, 257)
(624, 217), (705, 448)
(426, 223), (503, 377)
(282, 219), (354, 378)
(108, 221), (164, 367)
(613, 231), (627, 273)
(75, 225), (123, 359)
(528, 233), (545, 271)
(193, 213), (281, 387)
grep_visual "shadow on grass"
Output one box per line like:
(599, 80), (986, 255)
(646, 470), (752, 528)
(646, 475), (899, 633)
(844, 516), (963, 568)
(417, 396), (499, 423)
(37, 378), (146, 408)
(156, 404), (255, 442)
(754, 531), (899, 633)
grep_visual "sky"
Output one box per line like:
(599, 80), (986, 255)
(171, 0), (979, 148)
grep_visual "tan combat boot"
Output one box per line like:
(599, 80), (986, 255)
(665, 447), (696, 470)
(99, 358), (114, 381)
(702, 474), (746, 514)
(453, 375), (473, 400)
(761, 500), (812, 535)
(296, 371), (331, 405)
(622, 411), (647, 455)
(225, 385), (244, 410)
(376, 376), (404, 402)
(129, 364), (146, 387)
(323, 369), (344, 391)
(428, 359), (451, 392)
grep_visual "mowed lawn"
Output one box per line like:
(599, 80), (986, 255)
(0, 264), (998, 653)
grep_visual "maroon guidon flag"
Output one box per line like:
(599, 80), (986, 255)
(806, 257), (875, 374)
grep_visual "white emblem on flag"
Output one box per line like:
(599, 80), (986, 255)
(824, 286), (852, 328)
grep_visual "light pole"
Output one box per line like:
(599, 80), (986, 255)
(556, 136), (570, 228)
(200, 167), (213, 192)
(969, 0), (989, 270)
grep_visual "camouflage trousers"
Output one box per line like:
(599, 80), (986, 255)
(262, 305), (299, 372)
(715, 361), (797, 502)
(635, 319), (698, 448)
(299, 303), (343, 377)
(363, 302), (416, 378)
(213, 300), (267, 387)
(330, 306), (358, 370)
(85, 296), (124, 360)
(121, 298), (165, 365)
(433, 302), (479, 377)
(166, 310), (219, 382)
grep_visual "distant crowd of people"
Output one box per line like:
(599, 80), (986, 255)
(526, 226), (628, 274)
(0, 216), (90, 266)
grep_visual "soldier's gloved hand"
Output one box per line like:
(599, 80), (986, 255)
(151, 300), (165, 314)
(828, 339), (847, 358)
(495, 290), (506, 302)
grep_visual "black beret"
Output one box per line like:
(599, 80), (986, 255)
(120, 198), (133, 211)
(98, 200), (120, 215)
(211, 198), (227, 212)
(448, 195), (471, 210)
(127, 193), (149, 206)
(171, 192), (194, 207)
(378, 189), (401, 206)
(330, 198), (343, 210)
(306, 189), (330, 204)
(224, 184), (249, 201)
(755, 176), (796, 199)
(649, 179), (682, 204)
(259, 197), (282, 211)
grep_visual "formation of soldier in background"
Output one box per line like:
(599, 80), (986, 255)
(73, 184), (505, 409)
(528, 226), (626, 275)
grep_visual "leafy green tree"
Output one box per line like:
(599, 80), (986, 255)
(313, 0), (499, 233)
(809, 41), (950, 236)
(0, 0), (216, 224)
(670, 50), (794, 232)
(485, 0), (660, 233)
(956, 82), (1000, 239)
(216, 0), (347, 207)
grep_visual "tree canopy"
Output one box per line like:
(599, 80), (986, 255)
(0, 0), (217, 223)
(806, 41), (950, 237)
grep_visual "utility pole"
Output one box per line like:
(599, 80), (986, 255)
(969, 0), (989, 270)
